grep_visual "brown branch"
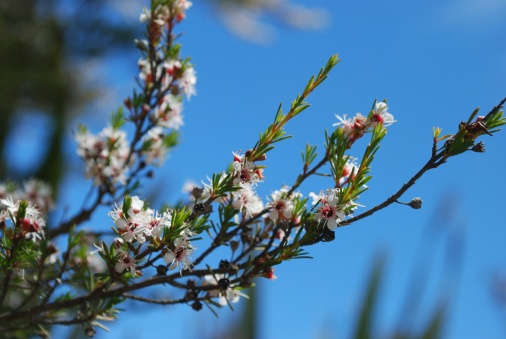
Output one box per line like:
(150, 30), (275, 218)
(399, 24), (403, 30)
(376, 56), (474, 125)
(124, 293), (189, 305)
(342, 151), (445, 226)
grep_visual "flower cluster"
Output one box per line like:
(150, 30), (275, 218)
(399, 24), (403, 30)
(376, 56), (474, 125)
(75, 126), (133, 187)
(0, 179), (53, 215)
(140, 1), (193, 40)
(334, 101), (395, 146)
(0, 198), (46, 241)
(137, 2), (197, 128)
(108, 196), (172, 244)
(140, 127), (170, 165)
(76, 2), (197, 186)
(107, 195), (195, 275)
(2, 1), (505, 336)
(152, 95), (184, 130)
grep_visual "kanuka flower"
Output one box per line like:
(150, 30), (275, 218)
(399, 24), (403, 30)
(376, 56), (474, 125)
(87, 244), (108, 274)
(265, 185), (301, 222)
(232, 183), (264, 217)
(22, 179), (54, 215)
(140, 5), (171, 41)
(232, 152), (263, 185)
(180, 66), (197, 99)
(138, 210), (172, 238)
(141, 127), (169, 166)
(1, 198), (46, 241)
(163, 60), (182, 83)
(199, 173), (228, 204)
(109, 196), (159, 244)
(152, 94), (184, 130)
(338, 157), (359, 187)
(203, 273), (248, 306)
(334, 113), (368, 143)
(311, 189), (345, 231)
(21, 214), (46, 242)
(115, 252), (136, 274)
(369, 101), (395, 127)
(263, 267), (277, 280)
(76, 126), (133, 187)
(164, 231), (195, 273)
(138, 58), (155, 85)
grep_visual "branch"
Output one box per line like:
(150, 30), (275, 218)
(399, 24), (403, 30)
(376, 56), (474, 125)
(343, 151), (445, 225)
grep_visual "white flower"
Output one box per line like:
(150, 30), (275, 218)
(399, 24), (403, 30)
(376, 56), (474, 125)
(1, 197), (19, 215)
(139, 7), (151, 23)
(164, 235), (195, 273)
(333, 113), (368, 138)
(139, 210), (172, 238)
(312, 189), (345, 230)
(265, 186), (300, 222)
(175, 0), (192, 11)
(141, 127), (169, 165)
(369, 101), (395, 127)
(23, 215), (46, 242)
(333, 114), (354, 136)
(231, 152), (263, 185)
(338, 156), (359, 187)
(180, 66), (197, 100)
(0, 198), (45, 241)
(204, 273), (248, 306)
(129, 196), (145, 215)
(76, 126), (133, 187)
(22, 179), (53, 214)
(109, 196), (156, 243)
(115, 253), (135, 274)
(232, 184), (264, 217)
(153, 95), (184, 130)
(87, 248), (107, 274)
(199, 174), (228, 204)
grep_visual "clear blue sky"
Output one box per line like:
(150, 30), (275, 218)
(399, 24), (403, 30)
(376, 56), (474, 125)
(48, 0), (506, 338)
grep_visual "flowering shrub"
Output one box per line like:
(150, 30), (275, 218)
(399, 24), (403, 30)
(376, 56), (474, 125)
(0, 0), (505, 337)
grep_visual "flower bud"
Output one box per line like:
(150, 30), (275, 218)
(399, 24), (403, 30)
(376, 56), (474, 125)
(275, 229), (285, 240)
(193, 203), (205, 214)
(321, 228), (335, 242)
(408, 197), (423, 209)
(471, 141), (485, 153)
(84, 327), (96, 337)
(156, 265), (168, 276)
(263, 267), (277, 280)
(124, 98), (132, 109)
(240, 277), (253, 288)
(218, 278), (230, 290)
(230, 240), (239, 253)
(191, 300), (203, 311)
(219, 260), (231, 270)
(191, 186), (204, 200)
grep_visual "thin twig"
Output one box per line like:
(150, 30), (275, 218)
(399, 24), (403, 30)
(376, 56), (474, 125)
(342, 151), (445, 226)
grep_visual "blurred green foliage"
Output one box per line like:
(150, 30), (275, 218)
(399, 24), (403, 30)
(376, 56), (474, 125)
(0, 0), (137, 192)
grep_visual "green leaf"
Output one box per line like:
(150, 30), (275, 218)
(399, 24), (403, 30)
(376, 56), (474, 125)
(352, 254), (385, 339)
(420, 303), (446, 339)
(111, 107), (126, 129)
(163, 130), (179, 148)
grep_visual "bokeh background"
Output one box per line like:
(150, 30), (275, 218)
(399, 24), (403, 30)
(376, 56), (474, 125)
(1, 0), (506, 338)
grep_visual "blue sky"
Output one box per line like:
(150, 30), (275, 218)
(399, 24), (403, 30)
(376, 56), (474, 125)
(45, 0), (506, 338)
